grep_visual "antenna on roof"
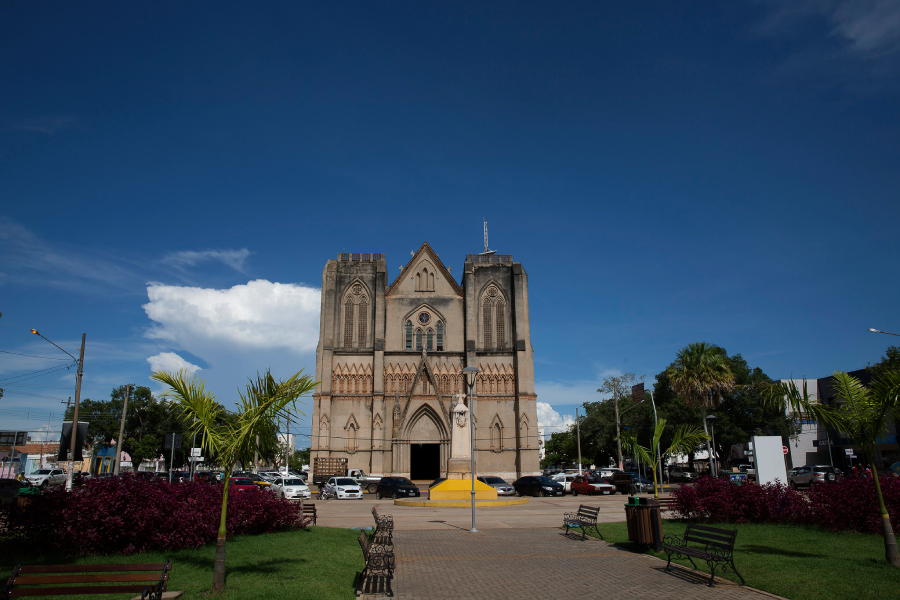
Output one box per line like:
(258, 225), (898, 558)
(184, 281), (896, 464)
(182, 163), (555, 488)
(479, 218), (496, 256)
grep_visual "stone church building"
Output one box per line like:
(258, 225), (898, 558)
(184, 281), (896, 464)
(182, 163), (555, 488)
(311, 243), (539, 481)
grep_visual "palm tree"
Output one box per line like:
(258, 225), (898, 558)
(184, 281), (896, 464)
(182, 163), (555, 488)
(771, 371), (900, 567)
(618, 419), (709, 497)
(152, 368), (317, 593)
(666, 342), (734, 473)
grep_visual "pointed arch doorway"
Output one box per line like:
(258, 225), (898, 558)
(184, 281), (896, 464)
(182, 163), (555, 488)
(402, 404), (448, 480)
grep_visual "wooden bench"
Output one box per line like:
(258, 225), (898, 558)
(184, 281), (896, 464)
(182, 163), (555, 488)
(300, 501), (316, 525)
(562, 504), (602, 541)
(657, 497), (676, 514)
(1, 561), (175, 599)
(663, 523), (745, 587)
(356, 530), (394, 597)
(371, 507), (394, 546)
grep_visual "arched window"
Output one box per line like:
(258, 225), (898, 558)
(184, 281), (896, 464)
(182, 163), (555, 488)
(406, 320), (413, 350)
(343, 296), (354, 347)
(482, 296), (493, 348)
(415, 329), (423, 351)
(347, 423), (358, 452)
(415, 272), (421, 291)
(429, 272), (434, 291)
(491, 422), (501, 449)
(358, 296), (368, 347)
(426, 328), (434, 351)
(495, 299), (505, 349)
(436, 321), (443, 351)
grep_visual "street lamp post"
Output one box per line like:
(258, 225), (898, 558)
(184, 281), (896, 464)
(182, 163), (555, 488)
(868, 328), (900, 337)
(31, 329), (85, 492)
(461, 366), (481, 534)
(706, 415), (717, 476)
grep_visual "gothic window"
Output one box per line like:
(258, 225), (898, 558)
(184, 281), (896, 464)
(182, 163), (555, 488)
(429, 272), (435, 291)
(436, 321), (443, 351)
(491, 422), (501, 450)
(426, 328), (434, 352)
(406, 320), (413, 350)
(495, 299), (505, 348)
(358, 296), (368, 347)
(347, 423), (358, 452)
(415, 272), (421, 291)
(344, 296), (354, 347)
(482, 296), (493, 348)
(521, 417), (529, 449)
(415, 329), (423, 351)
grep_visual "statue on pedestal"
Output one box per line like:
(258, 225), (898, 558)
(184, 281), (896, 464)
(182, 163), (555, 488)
(447, 392), (472, 479)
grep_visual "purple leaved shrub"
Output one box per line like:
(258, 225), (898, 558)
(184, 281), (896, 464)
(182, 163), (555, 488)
(671, 475), (900, 535)
(0, 475), (308, 556)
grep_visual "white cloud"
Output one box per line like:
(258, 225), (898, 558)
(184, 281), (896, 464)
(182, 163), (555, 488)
(143, 279), (321, 354)
(162, 249), (251, 273)
(147, 352), (201, 375)
(537, 402), (574, 433)
(758, 0), (900, 59)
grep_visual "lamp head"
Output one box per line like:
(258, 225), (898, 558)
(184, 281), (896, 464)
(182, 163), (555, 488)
(30, 329), (39, 335)
(706, 415), (716, 421)
(868, 328), (880, 333)
(461, 366), (481, 389)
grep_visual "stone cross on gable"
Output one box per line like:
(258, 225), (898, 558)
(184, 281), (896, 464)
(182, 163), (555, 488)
(453, 392), (466, 406)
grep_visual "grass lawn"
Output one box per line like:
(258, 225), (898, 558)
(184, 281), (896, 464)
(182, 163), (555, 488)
(0, 527), (363, 600)
(589, 520), (900, 600)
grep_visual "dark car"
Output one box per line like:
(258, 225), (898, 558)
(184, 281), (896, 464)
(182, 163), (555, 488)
(668, 467), (700, 483)
(429, 477), (446, 489)
(612, 472), (654, 494)
(512, 475), (564, 497)
(375, 476), (421, 500)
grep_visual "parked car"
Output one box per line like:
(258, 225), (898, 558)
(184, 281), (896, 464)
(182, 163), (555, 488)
(270, 476), (311, 500)
(233, 472), (272, 489)
(375, 476), (420, 499)
(512, 475), (564, 497)
(429, 477), (446, 489)
(477, 476), (516, 496)
(229, 477), (259, 493)
(571, 474), (616, 496)
(790, 465), (843, 489)
(668, 467), (699, 483)
(551, 473), (579, 494)
(26, 468), (66, 488)
(599, 468), (622, 479)
(612, 472), (654, 494)
(325, 477), (363, 500)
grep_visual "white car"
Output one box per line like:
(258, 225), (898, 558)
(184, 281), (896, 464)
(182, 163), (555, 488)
(552, 473), (578, 494)
(325, 477), (363, 500)
(270, 477), (311, 500)
(27, 468), (67, 488)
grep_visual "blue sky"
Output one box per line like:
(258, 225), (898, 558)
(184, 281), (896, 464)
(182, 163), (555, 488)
(2, 2), (899, 447)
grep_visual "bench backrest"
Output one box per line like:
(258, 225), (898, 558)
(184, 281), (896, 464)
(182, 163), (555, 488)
(6, 562), (170, 597)
(358, 531), (370, 559)
(301, 503), (316, 513)
(683, 524), (737, 552)
(576, 505), (600, 520)
(371, 507), (380, 521)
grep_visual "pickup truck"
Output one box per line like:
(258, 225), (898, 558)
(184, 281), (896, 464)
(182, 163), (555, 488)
(26, 467), (67, 488)
(311, 457), (382, 492)
(347, 469), (383, 493)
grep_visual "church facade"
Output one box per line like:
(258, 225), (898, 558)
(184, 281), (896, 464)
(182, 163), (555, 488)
(310, 243), (539, 481)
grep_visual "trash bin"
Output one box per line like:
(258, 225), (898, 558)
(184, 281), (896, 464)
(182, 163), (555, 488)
(624, 496), (663, 551)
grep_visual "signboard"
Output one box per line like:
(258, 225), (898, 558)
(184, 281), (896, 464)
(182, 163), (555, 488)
(164, 434), (182, 450)
(188, 456), (204, 462)
(730, 473), (748, 485)
(631, 383), (644, 403)
(814, 439), (833, 447)
(191, 447), (202, 457)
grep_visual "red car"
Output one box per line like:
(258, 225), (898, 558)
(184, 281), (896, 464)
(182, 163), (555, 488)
(571, 474), (617, 496)
(229, 477), (259, 493)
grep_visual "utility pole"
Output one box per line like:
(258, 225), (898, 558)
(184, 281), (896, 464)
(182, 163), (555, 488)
(254, 435), (259, 473)
(114, 384), (132, 475)
(66, 334), (86, 492)
(613, 389), (622, 470)
(575, 408), (583, 475)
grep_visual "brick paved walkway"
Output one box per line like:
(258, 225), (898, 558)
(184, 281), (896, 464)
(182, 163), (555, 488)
(390, 529), (777, 600)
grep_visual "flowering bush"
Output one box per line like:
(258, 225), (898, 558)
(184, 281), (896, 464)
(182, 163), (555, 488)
(0, 475), (308, 555)
(671, 475), (900, 535)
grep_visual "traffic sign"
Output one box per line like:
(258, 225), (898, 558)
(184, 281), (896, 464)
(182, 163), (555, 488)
(782, 446), (788, 455)
(191, 447), (202, 457)
(188, 456), (204, 462)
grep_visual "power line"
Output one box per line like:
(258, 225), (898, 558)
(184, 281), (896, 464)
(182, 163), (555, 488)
(0, 350), (70, 360)
(0, 363), (74, 384)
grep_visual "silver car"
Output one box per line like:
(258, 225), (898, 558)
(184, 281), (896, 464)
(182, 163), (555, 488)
(27, 468), (66, 488)
(477, 476), (516, 496)
(270, 477), (311, 500)
(790, 465), (842, 489)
